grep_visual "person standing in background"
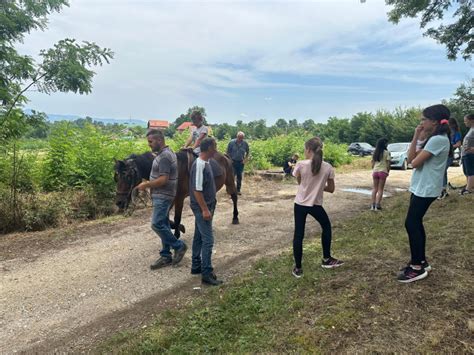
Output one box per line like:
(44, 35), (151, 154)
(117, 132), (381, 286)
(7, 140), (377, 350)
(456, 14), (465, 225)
(370, 138), (391, 211)
(460, 113), (474, 195)
(226, 131), (249, 195)
(439, 117), (462, 199)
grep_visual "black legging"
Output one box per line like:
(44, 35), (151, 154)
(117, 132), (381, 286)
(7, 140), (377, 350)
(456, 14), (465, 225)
(404, 194), (436, 265)
(293, 203), (332, 269)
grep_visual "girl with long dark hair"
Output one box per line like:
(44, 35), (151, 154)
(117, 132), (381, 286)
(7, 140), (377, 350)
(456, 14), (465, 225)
(370, 138), (390, 210)
(291, 137), (343, 278)
(398, 104), (450, 283)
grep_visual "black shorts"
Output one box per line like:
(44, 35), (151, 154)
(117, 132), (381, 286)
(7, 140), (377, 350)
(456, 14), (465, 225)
(462, 154), (474, 176)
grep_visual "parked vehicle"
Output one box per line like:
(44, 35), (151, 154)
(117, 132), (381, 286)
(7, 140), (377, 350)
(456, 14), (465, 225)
(452, 147), (461, 166)
(388, 142), (411, 170)
(347, 142), (375, 156)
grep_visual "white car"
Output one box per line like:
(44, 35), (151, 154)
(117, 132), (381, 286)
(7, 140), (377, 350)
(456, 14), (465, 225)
(388, 142), (411, 170)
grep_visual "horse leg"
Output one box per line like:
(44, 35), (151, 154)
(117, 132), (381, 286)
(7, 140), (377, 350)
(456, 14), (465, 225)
(231, 192), (239, 224)
(224, 164), (239, 225)
(173, 196), (185, 239)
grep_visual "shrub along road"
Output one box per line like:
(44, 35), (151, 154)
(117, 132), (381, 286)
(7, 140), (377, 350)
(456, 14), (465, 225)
(0, 168), (470, 352)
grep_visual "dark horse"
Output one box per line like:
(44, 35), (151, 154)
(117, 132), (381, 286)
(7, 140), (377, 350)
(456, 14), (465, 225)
(114, 149), (239, 238)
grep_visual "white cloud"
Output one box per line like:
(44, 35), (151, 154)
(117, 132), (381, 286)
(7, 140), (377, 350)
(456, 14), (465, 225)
(17, 0), (472, 122)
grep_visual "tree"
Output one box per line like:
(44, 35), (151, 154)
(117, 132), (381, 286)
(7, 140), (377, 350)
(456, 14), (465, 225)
(0, 0), (113, 228)
(1, 1), (114, 142)
(386, 0), (474, 60)
(172, 106), (207, 128)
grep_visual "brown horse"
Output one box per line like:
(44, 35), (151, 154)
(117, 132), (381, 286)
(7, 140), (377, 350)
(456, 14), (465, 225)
(114, 149), (239, 238)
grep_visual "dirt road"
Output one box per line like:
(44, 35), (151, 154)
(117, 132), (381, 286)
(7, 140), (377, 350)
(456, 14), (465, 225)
(0, 168), (464, 353)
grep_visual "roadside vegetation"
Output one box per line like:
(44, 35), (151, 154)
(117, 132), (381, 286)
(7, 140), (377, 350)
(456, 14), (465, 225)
(100, 192), (474, 353)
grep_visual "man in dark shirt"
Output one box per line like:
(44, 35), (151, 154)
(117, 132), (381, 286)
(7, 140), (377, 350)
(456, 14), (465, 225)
(283, 154), (299, 176)
(226, 131), (249, 194)
(190, 137), (223, 286)
(136, 130), (187, 270)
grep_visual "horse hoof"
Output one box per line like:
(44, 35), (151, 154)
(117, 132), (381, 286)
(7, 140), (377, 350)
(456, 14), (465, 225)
(179, 224), (186, 233)
(232, 219), (239, 225)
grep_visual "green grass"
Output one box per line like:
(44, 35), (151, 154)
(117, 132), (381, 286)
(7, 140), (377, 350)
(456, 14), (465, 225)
(100, 192), (473, 353)
(100, 194), (474, 353)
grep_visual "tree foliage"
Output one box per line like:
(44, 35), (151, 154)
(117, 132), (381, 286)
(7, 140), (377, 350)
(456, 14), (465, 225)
(0, 0), (114, 142)
(386, 0), (474, 60)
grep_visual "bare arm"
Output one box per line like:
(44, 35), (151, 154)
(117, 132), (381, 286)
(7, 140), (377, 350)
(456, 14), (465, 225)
(184, 131), (193, 148)
(136, 175), (168, 190)
(193, 190), (211, 220)
(192, 133), (207, 150)
(408, 124), (424, 163)
(295, 169), (301, 184)
(324, 178), (335, 193)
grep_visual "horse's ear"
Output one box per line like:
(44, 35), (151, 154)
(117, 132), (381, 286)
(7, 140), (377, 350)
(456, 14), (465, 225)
(115, 160), (125, 170)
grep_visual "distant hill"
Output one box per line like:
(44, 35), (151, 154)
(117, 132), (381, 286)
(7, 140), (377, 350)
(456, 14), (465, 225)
(24, 109), (148, 127)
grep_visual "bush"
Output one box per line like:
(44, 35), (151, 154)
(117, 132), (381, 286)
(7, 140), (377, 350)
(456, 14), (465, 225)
(22, 193), (67, 231)
(323, 142), (353, 166)
(245, 134), (351, 171)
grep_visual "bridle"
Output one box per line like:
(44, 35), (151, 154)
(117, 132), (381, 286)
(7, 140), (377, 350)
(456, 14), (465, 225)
(115, 159), (141, 207)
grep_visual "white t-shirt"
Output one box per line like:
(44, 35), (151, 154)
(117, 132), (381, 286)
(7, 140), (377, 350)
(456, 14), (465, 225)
(191, 125), (209, 154)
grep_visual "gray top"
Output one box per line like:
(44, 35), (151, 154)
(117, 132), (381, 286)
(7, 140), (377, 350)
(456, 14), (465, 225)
(462, 127), (474, 157)
(149, 146), (178, 200)
(226, 139), (249, 162)
(189, 157), (216, 209)
(191, 125), (209, 155)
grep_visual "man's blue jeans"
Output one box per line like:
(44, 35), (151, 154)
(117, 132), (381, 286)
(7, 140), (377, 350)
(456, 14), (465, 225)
(191, 202), (216, 277)
(151, 197), (184, 258)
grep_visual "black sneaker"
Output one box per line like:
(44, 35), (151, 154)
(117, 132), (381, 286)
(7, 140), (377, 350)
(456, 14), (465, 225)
(375, 204), (382, 211)
(397, 266), (428, 283)
(437, 189), (448, 200)
(292, 267), (303, 278)
(459, 187), (472, 195)
(150, 256), (172, 270)
(401, 260), (432, 272)
(321, 257), (344, 269)
(172, 242), (188, 265)
(202, 272), (223, 286)
(191, 267), (202, 275)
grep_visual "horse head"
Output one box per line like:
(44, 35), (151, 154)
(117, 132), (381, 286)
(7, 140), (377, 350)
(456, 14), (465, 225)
(114, 158), (141, 211)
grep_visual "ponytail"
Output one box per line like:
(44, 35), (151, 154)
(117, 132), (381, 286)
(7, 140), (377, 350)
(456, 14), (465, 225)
(305, 137), (323, 175)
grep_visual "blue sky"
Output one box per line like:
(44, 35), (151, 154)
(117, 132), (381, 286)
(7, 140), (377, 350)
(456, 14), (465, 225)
(19, 0), (473, 125)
